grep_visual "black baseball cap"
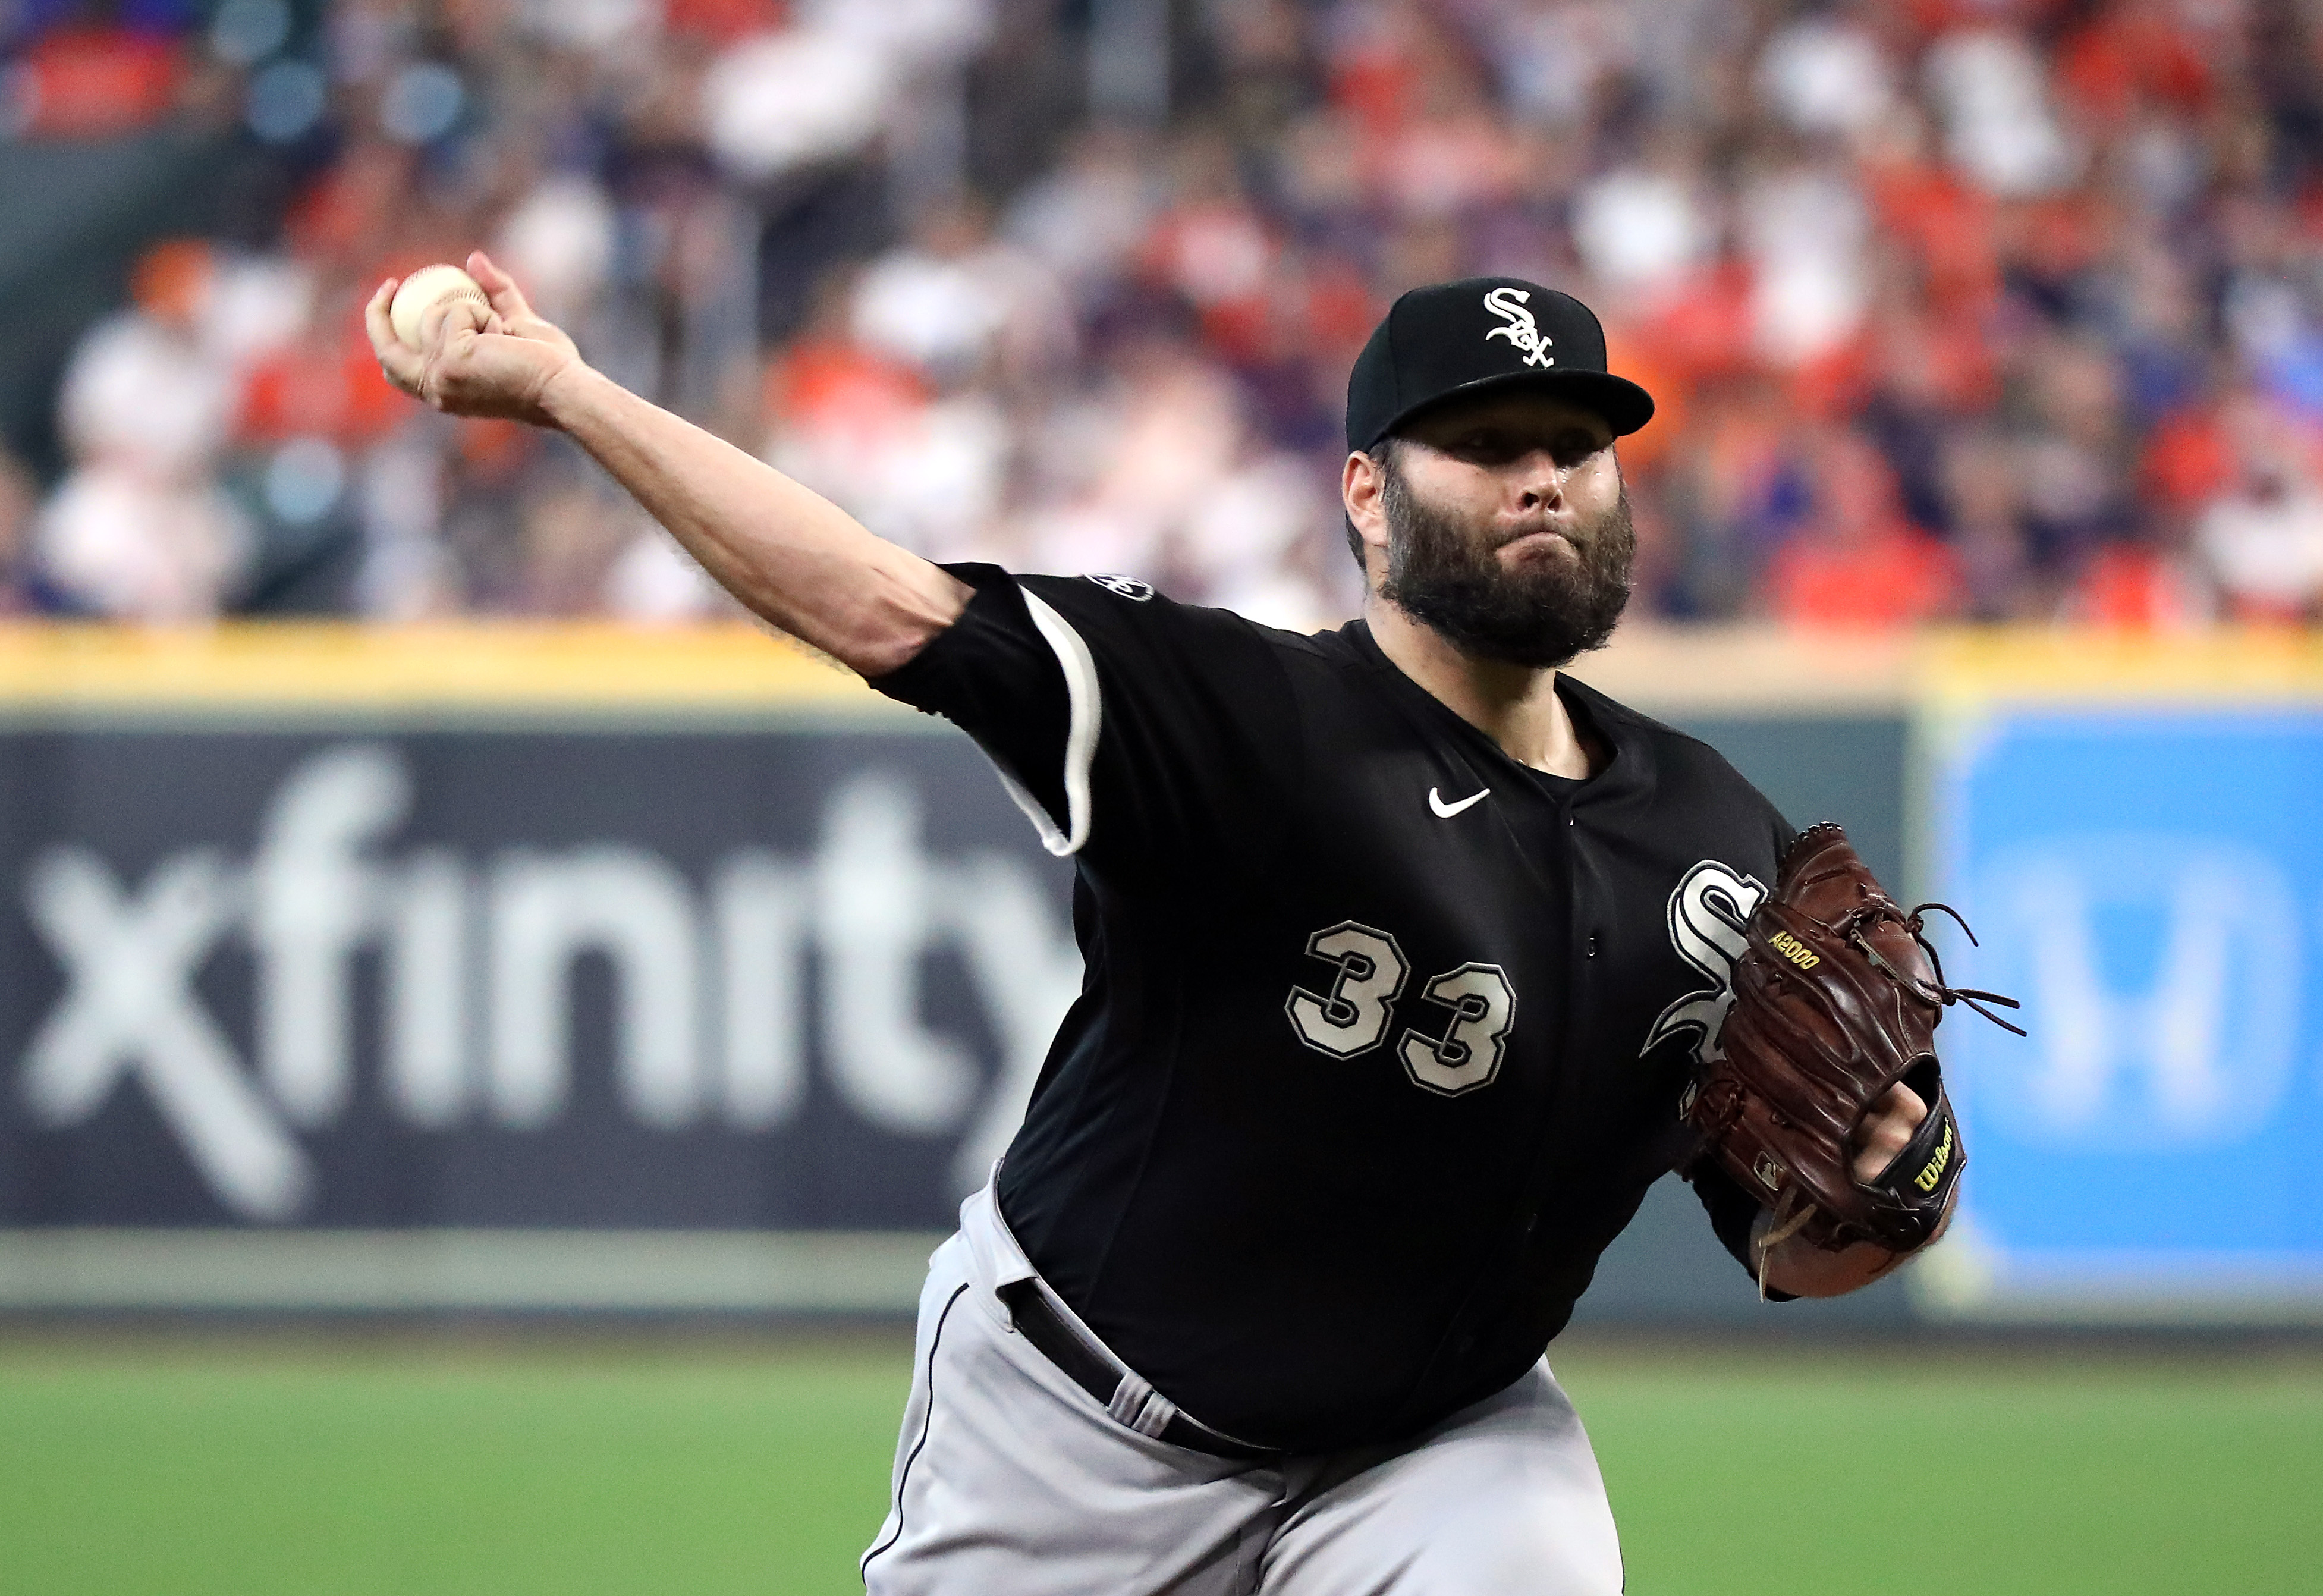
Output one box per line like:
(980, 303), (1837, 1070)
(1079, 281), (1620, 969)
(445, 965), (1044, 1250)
(1345, 277), (1655, 453)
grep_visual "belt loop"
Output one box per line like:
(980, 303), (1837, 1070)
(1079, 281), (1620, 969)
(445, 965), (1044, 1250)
(1105, 1372), (1152, 1428)
(1129, 1385), (1181, 1440)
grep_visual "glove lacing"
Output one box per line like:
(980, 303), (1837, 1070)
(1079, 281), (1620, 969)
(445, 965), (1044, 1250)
(1838, 899), (2027, 1038)
(1754, 1186), (1816, 1302)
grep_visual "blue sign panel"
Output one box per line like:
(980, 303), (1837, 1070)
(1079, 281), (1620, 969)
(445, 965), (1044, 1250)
(1935, 708), (2323, 1312)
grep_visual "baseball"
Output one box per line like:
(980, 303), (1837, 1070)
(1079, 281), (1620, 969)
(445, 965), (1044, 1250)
(388, 263), (489, 347)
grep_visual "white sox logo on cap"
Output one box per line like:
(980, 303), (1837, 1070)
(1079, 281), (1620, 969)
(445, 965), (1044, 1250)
(1482, 287), (1555, 370)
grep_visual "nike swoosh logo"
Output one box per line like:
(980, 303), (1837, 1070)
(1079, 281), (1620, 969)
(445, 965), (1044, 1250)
(1428, 786), (1491, 819)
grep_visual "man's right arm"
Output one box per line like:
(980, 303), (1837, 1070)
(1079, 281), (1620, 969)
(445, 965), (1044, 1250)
(538, 362), (968, 674)
(365, 251), (969, 677)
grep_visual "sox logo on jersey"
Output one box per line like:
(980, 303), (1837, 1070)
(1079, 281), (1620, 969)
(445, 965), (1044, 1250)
(1643, 860), (1768, 1065)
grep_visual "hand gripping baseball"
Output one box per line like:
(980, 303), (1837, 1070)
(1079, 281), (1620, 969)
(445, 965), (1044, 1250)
(366, 250), (583, 427)
(1686, 824), (2022, 1277)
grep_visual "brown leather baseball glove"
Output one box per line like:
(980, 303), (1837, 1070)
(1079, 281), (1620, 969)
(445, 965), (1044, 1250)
(1685, 824), (2021, 1277)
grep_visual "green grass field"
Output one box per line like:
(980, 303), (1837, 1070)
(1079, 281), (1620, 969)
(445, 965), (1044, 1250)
(1, 1331), (2315, 1595)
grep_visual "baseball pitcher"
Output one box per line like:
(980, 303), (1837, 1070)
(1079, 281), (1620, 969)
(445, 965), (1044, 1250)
(370, 260), (2015, 1594)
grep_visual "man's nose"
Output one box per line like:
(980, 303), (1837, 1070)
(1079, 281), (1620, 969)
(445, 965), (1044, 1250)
(1514, 451), (1568, 511)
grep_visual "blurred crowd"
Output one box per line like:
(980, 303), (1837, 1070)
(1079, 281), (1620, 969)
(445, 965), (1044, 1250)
(5, 0), (2323, 630)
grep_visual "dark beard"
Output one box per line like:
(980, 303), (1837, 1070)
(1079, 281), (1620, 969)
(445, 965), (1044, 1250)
(1377, 453), (1636, 668)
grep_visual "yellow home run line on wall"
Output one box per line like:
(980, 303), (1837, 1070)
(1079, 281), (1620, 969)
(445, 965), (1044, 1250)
(1592, 626), (2323, 711)
(0, 623), (905, 712)
(0, 622), (2317, 714)
(1925, 630), (2323, 705)
(1564, 626), (2323, 713)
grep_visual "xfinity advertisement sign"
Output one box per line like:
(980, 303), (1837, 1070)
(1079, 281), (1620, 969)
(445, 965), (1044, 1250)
(0, 727), (1079, 1247)
(0, 665), (1940, 1322)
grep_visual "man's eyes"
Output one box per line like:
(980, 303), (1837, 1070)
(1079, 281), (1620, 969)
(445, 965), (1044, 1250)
(1454, 432), (1605, 463)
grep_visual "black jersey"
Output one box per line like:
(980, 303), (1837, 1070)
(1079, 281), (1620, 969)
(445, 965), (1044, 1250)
(875, 565), (1792, 1452)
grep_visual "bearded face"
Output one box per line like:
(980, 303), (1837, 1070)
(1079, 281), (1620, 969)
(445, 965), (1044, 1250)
(1374, 439), (1636, 669)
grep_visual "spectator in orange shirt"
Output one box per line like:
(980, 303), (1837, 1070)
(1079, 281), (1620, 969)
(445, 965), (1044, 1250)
(1766, 432), (1963, 628)
(2062, 536), (2212, 629)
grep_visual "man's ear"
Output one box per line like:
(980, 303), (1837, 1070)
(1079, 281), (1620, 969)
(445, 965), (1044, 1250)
(1343, 450), (1391, 580)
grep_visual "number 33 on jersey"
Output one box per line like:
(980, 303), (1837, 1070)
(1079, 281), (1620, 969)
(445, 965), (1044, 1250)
(1286, 923), (1517, 1095)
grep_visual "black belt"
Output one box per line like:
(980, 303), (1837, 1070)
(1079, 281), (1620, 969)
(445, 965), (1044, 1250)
(997, 1280), (1282, 1463)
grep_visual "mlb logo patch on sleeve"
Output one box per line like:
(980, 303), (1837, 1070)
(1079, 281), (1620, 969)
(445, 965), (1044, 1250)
(1085, 574), (1155, 601)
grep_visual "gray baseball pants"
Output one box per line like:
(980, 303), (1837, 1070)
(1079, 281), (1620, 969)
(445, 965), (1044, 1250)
(859, 1183), (1624, 1594)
